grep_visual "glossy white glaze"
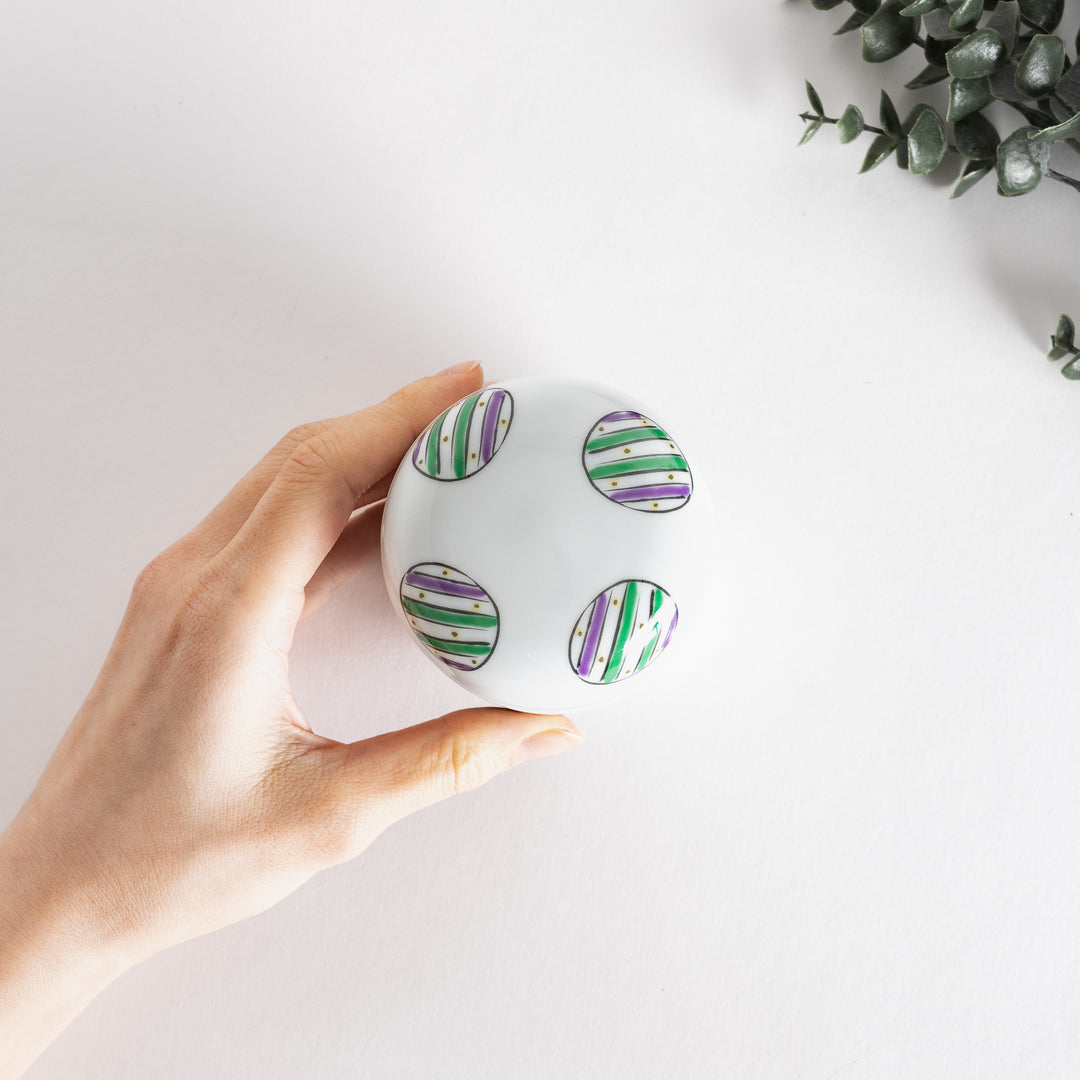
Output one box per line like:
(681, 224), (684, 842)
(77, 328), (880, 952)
(380, 375), (709, 713)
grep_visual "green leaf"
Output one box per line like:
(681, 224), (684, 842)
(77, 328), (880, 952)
(923, 9), (963, 40)
(861, 0), (919, 62)
(851, 0), (882, 13)
(1061, 356), (1080, 380)
(907, 106), (948, 173)
(954, 112), (1001, 158)
(1055, 314), (1076, 349)
(1032, 110), (1080, 142)
(1047, 343), (1069, 361)
(1048, 96), (1074, 124)
(1013, 34), (1065, 98)
(810, 0), (846, 8)
(949, 0), (984, 32)
(924, 36), (951, 66)
(894, 135), (910, 169)
(1007, 100), (1059, 126)
(946, 29), (1009, 78)
(835, 11), (870, 33)
(837, 104), (866, 143)
(989, 64), (1028, 102)
(798, 119), (824, 146)
(860, 134), (899, 171)
(1017, 0), (1063, 33)
(995, 125), (1051, 194)
(951, 161), (994, 196)
(985, 0), (1020, 54)
(805, 80), (824, 117)
(899, 0), (941, 13)
(947, 76), (994, 122)
(1054, 64), (1080, 113)
(906, 64), (951, 89)
(879, 89), (902, 136)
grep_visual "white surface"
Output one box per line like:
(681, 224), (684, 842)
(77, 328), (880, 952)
(3, 2), (1080, 1077)
(381, 375), (708, 713)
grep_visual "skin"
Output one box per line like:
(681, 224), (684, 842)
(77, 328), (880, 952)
(0, 362), (581, 1077)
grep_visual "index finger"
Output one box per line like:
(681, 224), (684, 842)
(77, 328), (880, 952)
(217, 363), (483, 618)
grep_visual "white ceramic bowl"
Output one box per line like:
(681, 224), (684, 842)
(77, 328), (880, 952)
(380, 375), (706, 714)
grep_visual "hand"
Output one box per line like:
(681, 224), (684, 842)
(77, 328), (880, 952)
(0, 363), (582, 1077)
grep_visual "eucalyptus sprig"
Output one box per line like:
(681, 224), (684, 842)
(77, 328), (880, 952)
(798, 0), (1080, 198)
(1048, 315), (1080, 377)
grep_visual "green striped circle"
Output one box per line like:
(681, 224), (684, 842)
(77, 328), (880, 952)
(399, 563), (500, 671)
(412, 388), (514, 481)
(569, 579), (678, 685)
(582, 410), (693, 513)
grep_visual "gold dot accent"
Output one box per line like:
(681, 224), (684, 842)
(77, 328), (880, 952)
(470, 452), (477, 459)
(576, 629), (584, 637)
(471, 659), (477, 665)
(669, 442), (675, 449)
(442, 435), (449, 442)
(418, 459), (424, 465)
(500, 419), (507, 426)
(667, 474), (675, 480)
(639, 622), (644, 629)
(598, 425), (606, 432)
(411, 619), (417, 626)
(610, 480), (618, 487)
(612, 598), (619, 606)
(624, 669), (630, 675)
(598, 656), (605, 664)
(641, 419), (649, 425)
(623, 447), (632, 455)
(478, 401), (486, 407)
(418, 592), (426, 599)
(472, 603), (481, 610)
(652, 502), (659, 509)
(451, 631), (459, 638)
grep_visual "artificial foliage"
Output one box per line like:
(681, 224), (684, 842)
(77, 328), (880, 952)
(798, 1), (1079, 377)
(798, 0), (1080, 198)
(1048, 314), (1080, 377)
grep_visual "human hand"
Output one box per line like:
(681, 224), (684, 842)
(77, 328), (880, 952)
(0, 362), (582, 1077)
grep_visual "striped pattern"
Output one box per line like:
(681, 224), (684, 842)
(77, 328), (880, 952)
(412, 388), (514, 480)
(399, 563), (499, 671)
(583, 410), (692, 512)
(569, 579), (678, 685)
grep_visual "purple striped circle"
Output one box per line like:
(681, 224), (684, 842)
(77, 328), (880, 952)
(568, 579), (678, 685)
(582, 410), (693, 513)
(400, 563), (500, 671)
(411, 388), (514, 481)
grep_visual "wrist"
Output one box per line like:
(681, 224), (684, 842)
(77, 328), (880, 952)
(0, 818), (143, 1078)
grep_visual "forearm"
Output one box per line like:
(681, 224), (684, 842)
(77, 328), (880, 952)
(0, 368), (581, 1075)
(0, 822), (140, 1078)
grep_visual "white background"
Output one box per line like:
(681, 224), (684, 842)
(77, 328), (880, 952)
(3, 2), (1080, 1076)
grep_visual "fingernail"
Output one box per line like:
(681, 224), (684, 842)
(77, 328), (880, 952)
(513, 724), (583, 765)
(437, 360), (482, 376)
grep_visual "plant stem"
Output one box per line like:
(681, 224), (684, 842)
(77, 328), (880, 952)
(1049, 169), (1080, 192)
(801, 112), (960, 151)
(801, 111), (887, 136)
(800, 113), (1080, 194)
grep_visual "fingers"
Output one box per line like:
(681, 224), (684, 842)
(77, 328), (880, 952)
(333, 709), (582, 848)
(215, 366), (483, 617)
(172, 429), (327, 564)
(172, 369), (478, 567)
(300, 500), (385, 620)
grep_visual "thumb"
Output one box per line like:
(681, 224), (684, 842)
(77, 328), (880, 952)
(341, 708), (582, 833)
